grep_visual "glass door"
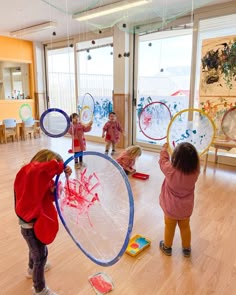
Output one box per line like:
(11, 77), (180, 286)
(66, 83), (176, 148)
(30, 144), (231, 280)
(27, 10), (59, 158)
(76, 37), (113, 139)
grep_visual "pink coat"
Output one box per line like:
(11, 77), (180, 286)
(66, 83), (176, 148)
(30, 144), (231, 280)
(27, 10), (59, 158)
(116, 151), (135, 171)
(159, 148), (199, 219)
(103, 120), (123, 143)
(68, 122), (91, 152)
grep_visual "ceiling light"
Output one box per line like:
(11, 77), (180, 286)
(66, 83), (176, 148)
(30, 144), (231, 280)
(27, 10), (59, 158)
(73, 0), (151, 21)
(10, 22), (57, 37)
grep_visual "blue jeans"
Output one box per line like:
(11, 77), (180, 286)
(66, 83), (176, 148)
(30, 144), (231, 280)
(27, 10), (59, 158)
(21, 227), (48, 292)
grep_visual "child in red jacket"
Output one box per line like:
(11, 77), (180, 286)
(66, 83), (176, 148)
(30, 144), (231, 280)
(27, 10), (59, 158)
(14, 149), (72, 295)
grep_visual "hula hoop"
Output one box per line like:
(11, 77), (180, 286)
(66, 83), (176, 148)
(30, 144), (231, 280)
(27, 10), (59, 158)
(40, 108), (70, 138)
(54, 151), (134, 267)
(167, 108), (215, 156)
(19, 103), (32, 121)
(221, 107), (236, 141)
(80, 93), (95, 125)
(138, 101), (172, 140)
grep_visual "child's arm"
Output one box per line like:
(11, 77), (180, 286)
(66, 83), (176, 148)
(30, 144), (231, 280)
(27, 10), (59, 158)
(83, 122), (92, 132)
(159, 143), (172, 175)
(49, 164), (72, 192)
(117, 155), (135, 173)
(117, 121), (124, 133)
(102, 123), (107, 138)
(68, 123), (73, 135)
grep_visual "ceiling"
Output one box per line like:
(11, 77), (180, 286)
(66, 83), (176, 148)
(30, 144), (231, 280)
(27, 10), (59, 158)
(0, 0), (232, 43)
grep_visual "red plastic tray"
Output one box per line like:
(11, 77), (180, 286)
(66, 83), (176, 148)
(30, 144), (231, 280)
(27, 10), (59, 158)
(132, 172), (149, 180)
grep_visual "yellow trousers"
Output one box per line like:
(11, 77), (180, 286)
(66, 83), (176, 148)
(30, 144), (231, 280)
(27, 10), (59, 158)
(164, 216), (191, 249)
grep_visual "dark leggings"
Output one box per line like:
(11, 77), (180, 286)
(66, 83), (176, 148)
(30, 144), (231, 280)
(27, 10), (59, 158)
(21, 227), (48, 292)
(74, 155), (83, 163)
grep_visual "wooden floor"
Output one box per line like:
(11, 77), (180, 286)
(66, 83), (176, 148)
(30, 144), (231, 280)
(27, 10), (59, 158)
(0, 136), (236, 295)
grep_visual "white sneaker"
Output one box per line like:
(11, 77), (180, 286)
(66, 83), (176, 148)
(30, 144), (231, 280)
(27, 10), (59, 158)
(74, 163), (81, 169)
(26, 261), (51, 279)
(80, 162), (87, 167)
(32, 287), (58, 295)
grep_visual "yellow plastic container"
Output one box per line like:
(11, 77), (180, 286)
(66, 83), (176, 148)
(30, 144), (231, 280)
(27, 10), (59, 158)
(126, 234), (151, 257)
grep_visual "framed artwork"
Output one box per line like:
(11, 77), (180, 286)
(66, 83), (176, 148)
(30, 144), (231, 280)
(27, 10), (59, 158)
(200, 35), (236, 97)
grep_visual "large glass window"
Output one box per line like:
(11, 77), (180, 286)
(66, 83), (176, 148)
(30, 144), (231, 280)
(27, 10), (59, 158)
(47, 47), (76, 115)
(77, 38), (113, 138)
(135, 30), (192, 146)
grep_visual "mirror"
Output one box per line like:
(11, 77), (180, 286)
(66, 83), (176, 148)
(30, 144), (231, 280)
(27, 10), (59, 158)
(0, 61), (30, 100)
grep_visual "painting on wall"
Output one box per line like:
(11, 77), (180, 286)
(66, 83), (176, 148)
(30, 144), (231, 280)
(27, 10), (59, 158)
(200, 35), (236, 97)
(200, 96), (236, 137)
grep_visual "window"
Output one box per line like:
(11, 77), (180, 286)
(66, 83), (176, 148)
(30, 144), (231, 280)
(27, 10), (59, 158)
(47, 47), (76, 115)
(135, 30), (192, 146)
(77, 38), (113, 138)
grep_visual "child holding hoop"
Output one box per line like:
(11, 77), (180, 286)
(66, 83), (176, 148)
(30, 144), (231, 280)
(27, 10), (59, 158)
(14, 149), (72, 295)
(68, 112), (92, 169)
(116, 145), (142, 175)
(102, 112), (123, 155)
(159, 142), (200, 257)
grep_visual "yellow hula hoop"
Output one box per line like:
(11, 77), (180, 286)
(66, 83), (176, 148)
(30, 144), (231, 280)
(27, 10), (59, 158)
(80, 105), (93, 124)
(166, 108), (216, 156)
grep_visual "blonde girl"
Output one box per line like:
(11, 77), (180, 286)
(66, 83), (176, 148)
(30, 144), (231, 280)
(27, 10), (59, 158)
(116, 145), (142, 174)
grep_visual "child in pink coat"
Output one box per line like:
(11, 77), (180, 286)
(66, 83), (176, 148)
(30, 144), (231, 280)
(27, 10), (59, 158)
(116, 145), (142, 174)
(159, 142), (200, 257)
(68, 113), (92, 168)
(102, 112), (123, 155)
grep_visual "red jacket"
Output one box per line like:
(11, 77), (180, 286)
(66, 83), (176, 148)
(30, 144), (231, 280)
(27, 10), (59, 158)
(14, 160), (64, 244)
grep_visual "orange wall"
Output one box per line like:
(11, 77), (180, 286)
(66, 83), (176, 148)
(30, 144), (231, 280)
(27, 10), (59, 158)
(0, 35), (35, 99)
(0, 100), (35, 121)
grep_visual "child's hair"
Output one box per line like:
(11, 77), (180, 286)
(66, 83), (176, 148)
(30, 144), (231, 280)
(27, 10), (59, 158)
(70, 112), (79, 122)
(109, 111), (116, 116)
(125, 145), (142, 158)
(30, 149), (63, 163)
(171, 142), (200, 174)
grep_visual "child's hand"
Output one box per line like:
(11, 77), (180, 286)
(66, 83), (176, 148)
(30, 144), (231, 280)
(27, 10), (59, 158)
(64, 166), (72, 177)
(163, 143), (168, 149)
(88, 120), (93, 126)
(102, 133), (105, 138)
(50, 186), (56, 193)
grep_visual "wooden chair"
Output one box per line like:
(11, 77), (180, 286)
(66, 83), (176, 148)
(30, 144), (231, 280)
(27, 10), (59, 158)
(2, 119), (17, 143)
(22, 117), (36, 140)
(34, 120), (41, 138)
(0, 125), (4, 144)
